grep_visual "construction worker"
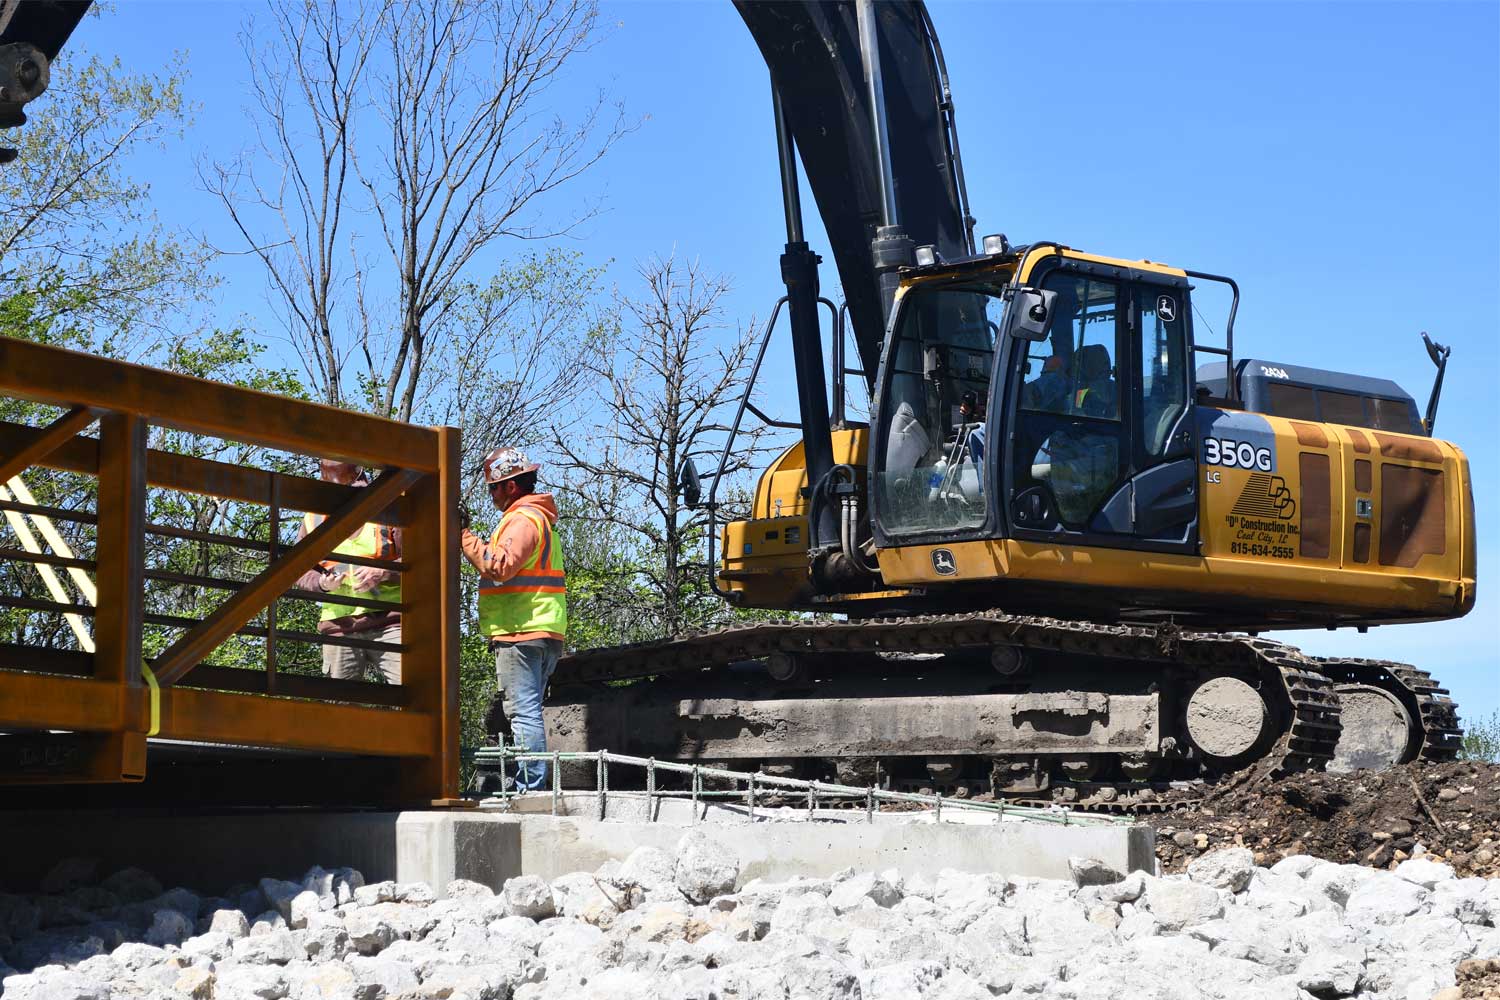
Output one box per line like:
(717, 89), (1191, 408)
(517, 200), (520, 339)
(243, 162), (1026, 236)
(460, 447), (567, 793)
(294, 459), (402, 683)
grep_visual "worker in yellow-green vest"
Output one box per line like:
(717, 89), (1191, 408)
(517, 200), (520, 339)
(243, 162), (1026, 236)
(459, 446), (566, 793)
(294, 459), (402, 684)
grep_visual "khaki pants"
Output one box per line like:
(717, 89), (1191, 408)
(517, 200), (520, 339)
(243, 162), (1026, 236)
(321, 622), (402, 684)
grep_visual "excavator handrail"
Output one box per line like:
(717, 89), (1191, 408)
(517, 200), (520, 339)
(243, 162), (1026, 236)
(704, 294), (839, 600)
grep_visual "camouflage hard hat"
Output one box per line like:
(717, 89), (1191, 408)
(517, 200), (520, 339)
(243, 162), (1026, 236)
(479, 446), (540, 484)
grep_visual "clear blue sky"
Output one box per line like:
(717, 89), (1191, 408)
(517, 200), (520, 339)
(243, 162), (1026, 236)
(91, 1), (1498, 720)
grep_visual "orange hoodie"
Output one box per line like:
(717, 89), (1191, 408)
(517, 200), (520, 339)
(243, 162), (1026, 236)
(459, 493), (564, 643)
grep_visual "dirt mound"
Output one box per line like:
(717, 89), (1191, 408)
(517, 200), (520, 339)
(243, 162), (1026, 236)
(1146, 760), (1500, 877)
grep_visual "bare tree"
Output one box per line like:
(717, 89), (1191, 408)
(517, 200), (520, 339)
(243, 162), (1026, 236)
(206, 0), (629, 417)
(555, 254), (767, 637)
(420, 248), (611, 511)
(204, 0), (378, 407)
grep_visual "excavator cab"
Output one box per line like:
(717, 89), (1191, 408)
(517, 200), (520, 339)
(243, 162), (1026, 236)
(870, 252), (1199, 557)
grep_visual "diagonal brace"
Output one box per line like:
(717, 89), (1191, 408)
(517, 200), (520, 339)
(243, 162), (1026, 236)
(151, 467), (420, 686)
(0, 406), (98, 486)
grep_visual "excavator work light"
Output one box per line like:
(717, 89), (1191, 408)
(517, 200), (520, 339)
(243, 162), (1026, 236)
(914, 244), (938, 266)
(982, 233), (1010, 256)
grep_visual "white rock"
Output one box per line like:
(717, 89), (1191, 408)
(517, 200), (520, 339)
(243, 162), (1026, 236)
(1095, 870), (1148, 904)
(674, 830), (741, 904)
(1343, 874), (1429, 927)
(1069, 856), (1125, 888)
(235, 928), (301, 965)
(1269, 855), (1325, 880)
(343, 907), (397, 955)
(181, 930), (234, 961)
(217, 964), (290, 1000)
(331, 867), (364, 906)
(1295, 949), (1362, 996)
(502, 874), (557, 920)
(258, 878), (302, 921)
(1304, 863), (1374, 908)
(351, 880), (397, 907)
(210, 908), (251, 939)
(287, 890), (322, 930)
(175, 965), (215, 999)
(393, 882), (435, 904)
(1141, 878), (1225, 931)
(144, 908), (193, 947)
(618, 846), (679, 898)
(1393, 856), (1455, 890)
(346, 954), (419, 996)
(110, 941), (168, 971)
(826, 871), (901, 913)
(300, 911), (348, 960)
(444, 878), (494, 900)
(288, 960), (356, 999)
(1187, 847), (1257, 893)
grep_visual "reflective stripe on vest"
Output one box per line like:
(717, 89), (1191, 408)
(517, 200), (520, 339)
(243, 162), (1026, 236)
(477, 505), (568, 637)
(304, 513), (401, 621)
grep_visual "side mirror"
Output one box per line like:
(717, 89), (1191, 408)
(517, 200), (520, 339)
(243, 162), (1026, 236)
(677, 456), (702, 508)
(1007, 287), (1057, 342)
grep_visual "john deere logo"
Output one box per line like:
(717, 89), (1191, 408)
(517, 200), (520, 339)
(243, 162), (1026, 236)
(931, 548), (957, 576)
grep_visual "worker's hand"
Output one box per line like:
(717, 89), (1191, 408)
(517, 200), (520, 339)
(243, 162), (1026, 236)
(351, 565), (389, 593)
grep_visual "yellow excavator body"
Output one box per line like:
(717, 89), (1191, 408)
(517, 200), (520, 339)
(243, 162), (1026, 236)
(719, 247), (1477, 630)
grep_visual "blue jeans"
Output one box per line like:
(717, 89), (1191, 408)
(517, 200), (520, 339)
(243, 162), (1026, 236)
(495, 638), (562, 790)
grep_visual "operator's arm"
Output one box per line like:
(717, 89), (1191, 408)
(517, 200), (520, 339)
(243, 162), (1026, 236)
(460, 515), (540, 584)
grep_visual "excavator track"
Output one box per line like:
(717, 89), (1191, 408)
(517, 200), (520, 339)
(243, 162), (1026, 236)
(548, 612), (1348, 788)
(1308, 656), (1463, 765)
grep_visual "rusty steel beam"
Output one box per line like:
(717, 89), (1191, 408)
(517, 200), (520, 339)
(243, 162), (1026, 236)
(93, 415), (147, 772)
(0, 406), (96, 485)
(0, 338), (439, 472)
(0, 422), (407, 522)
(395, 427), (462, 801)
(0, 672), (433, 757)
(149, 467), (419, 687)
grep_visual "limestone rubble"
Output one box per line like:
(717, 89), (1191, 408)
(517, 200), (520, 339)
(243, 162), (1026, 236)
(2, 841), (1497, 999)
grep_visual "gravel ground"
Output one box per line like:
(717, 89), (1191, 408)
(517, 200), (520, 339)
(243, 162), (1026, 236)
(2, 835), (1498, 999)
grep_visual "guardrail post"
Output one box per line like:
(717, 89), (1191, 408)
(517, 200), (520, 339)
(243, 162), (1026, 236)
(94, 412), (147, 781)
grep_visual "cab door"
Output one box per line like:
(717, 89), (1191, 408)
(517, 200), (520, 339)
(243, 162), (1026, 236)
(1004, 260), (1198, 553)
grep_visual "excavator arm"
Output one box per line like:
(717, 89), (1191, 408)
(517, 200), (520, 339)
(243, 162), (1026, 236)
(734, 0), (971, 384)
(0, 0), (92, 129)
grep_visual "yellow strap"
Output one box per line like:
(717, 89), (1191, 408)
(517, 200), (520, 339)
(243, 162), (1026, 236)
(3, 475), (161, 736)
(141, 661), (161, 737)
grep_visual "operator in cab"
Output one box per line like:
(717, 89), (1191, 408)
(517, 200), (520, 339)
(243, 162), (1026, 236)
(460, 447), (568, 794)
(296, 459), (403, 683)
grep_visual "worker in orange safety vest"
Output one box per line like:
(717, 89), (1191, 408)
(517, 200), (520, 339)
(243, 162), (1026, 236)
(459, 446), (567, 793)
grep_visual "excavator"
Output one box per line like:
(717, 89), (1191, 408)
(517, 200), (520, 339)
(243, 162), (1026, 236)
(3, 0), (1473, 800)
(543, 0), (1474, 799)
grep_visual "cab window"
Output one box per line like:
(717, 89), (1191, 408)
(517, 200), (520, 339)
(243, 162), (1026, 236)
(1013, 275), (1124, 527)
(874, 283), (1001, 536)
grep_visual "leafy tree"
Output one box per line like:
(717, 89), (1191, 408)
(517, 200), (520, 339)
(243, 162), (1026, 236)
(0, 23), (210, 356)
(1461, 710), (1500, 764)
(555, 254), (770, 640)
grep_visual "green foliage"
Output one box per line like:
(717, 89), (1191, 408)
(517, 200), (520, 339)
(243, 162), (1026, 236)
(0, 35), (210, 353)
(1461, 710), (1500, 763)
